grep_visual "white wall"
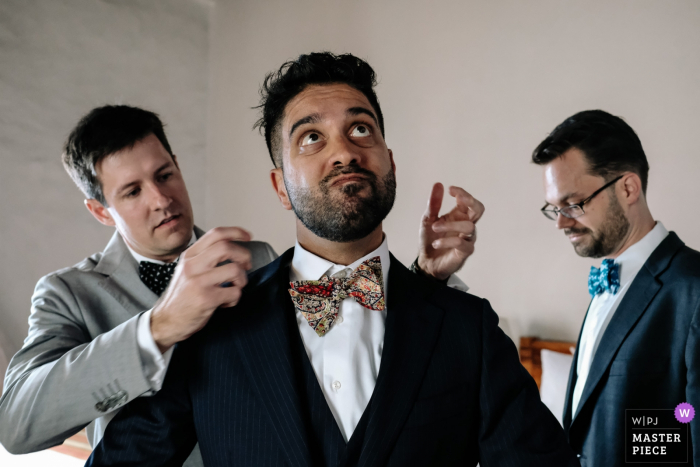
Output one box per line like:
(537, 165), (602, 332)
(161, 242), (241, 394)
(0, 0), (211, 361)
(206, 0), (700, 345)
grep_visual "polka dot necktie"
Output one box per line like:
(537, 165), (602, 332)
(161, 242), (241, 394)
(288, 256), (386, 337)
(139, 261), (177, 296)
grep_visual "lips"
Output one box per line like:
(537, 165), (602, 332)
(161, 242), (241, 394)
(156, 214), (181, 229)
(331, 174), (368, 187)
(566, 230), (589, 241)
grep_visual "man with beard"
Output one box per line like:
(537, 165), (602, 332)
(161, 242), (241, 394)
(0, 103), (475, 466)
(85, 52), (577, 467)
(534, 110), (700, 466)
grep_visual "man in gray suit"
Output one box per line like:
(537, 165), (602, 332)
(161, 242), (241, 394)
(0, 104), (482, 464)
(0, 105), (277, 466)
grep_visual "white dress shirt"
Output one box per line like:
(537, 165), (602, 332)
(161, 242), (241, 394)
(290, 237), (391, 442)
(125, 231), (196, 394)
(571, 222), (668, 418)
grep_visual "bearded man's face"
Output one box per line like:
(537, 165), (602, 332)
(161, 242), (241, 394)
(285, 163), (396, 242)
(272, 83), (397, 242)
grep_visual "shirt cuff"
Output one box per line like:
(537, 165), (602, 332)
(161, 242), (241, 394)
(446, 274), (469, 292)
(409, 258), (469, 292)
(136, 309), (175, 395)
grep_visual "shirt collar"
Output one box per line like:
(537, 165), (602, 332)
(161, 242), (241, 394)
(291, 235), (391, 294)
(125, 231), (197, 265)
(611, 221), (669, 285)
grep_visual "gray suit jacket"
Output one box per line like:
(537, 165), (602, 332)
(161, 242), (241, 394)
(0, 227), (277, 465)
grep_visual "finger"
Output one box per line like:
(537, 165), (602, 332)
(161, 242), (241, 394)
(449, 186), (485, 223)
(203, 262), (249, 289)
(218, 286), (244, 309)
(431, 236), (475, 253)
(432, 220), (476, 236)
(185, 226), (253, 257)
(423, 183), (444, 222)
(204, 240), (253, 271)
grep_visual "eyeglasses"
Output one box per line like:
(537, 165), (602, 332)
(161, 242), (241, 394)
(541, 175), (623, 220)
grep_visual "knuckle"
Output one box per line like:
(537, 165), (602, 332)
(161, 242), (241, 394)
(182, 262), (195, 277)
(237, 272), (248, 287)
(228, 287), (242, 303)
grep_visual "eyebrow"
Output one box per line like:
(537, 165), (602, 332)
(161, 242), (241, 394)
(550, 192), (581, 206)
(116, 161), (173, 194)
(288, 113), (321, 140)
(347, 107), (378, 125)
(287, 106), (380, 141)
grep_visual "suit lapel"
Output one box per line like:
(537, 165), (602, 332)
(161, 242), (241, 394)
(562, 301), (589, 433)
(93, 227), (206, 317)
(93, 231), (158, 315)
(570, 233), (684, 425)
(233, 248), (314, 467)
(351, 255), (445, 467)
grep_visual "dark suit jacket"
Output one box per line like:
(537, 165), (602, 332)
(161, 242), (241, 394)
(563, 232), (700, 466)
(87, 248), (578, 466)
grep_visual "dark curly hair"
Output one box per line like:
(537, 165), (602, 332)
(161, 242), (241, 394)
(532, 110), (649, 193)
(62, 105), (173, 205)
(254, 52), (385, 167)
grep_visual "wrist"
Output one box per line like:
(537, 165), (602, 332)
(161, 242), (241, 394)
(150, 308), (176, 353)
(411, 258), (450, 284)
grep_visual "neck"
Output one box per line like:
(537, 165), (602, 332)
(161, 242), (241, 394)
(606, 212), (656, 260)
(121, 233), (187, 263)
(296, 221), (384, 266)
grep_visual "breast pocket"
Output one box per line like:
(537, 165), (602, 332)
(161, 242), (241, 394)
(609, 357), (669, 376)
(403, 387), (469, 429)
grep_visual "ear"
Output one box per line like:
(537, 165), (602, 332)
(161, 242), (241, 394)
(619, 172), (643, 206)
(85, 199), (116, 226)
(270, 168), (292, 210)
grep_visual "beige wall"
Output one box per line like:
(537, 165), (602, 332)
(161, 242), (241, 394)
(0, 0), (211, 361)
(206, 0), (700, 345)
(2, 0), (699, 367)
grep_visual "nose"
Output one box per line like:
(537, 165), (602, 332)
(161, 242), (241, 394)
(555, 211), (575, 230)
(330, 135), (362, 167)
(148, 183), (172, 210)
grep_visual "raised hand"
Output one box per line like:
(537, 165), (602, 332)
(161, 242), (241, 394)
(417, 183), (484, 281)
(150, 227), (253, 352)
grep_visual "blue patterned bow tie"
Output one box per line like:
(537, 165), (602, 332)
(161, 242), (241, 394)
(588, 259), (620, 297)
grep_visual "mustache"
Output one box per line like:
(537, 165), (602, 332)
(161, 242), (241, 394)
(320, 165), (377, 186)
(565, 227), (590, 236)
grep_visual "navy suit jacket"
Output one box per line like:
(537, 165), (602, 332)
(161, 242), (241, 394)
(87, 248), (578, 466)
(563, 232), (700, 466)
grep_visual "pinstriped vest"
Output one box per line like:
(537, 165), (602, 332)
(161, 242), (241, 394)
(292, 319), (372, 467)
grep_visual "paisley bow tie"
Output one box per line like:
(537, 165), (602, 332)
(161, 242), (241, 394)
(289, 256), (386, 337)
(588, 259), (620, 297)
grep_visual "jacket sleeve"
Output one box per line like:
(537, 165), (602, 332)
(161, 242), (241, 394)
(86, 343), (197, 466)
(477, 299), (580, 467)
(0, 273), (153, 453)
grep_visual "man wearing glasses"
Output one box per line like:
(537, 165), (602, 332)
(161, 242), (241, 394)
(533, 110), (700, 467)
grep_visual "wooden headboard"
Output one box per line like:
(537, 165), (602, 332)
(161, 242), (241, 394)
(519, 337), (575, 389)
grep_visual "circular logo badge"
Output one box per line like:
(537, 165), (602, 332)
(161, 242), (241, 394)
(675, 402), (695, 423)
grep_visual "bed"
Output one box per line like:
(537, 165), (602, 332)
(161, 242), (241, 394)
(519, 337), (576, 425)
